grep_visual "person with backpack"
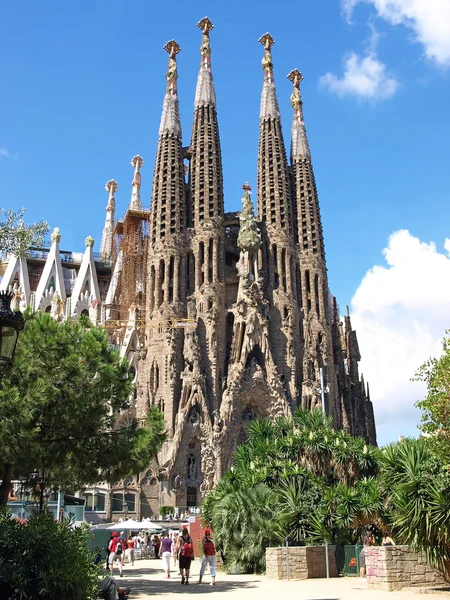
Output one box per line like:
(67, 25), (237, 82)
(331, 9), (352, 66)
(118, 531), (128, 567)
(108, 531), (124, 577)
(176, 526), (194, 585)
(197, 529), (216, 586)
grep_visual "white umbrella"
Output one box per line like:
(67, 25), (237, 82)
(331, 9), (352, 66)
(140, 521), (163, 531)
(106, 519), (142, 530)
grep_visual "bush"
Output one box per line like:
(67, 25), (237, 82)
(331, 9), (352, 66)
(0, 509), (100, 600)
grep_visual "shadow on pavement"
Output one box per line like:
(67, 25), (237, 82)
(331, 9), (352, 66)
(117, 564), (259, 596)
(129, 578), (259, 596)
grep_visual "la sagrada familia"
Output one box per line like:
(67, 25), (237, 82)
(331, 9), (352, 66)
(1, 19), (376, 519)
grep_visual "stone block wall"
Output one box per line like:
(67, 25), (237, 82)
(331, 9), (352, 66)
(266, 545), (338, 580)
(365, 546), (446, 591)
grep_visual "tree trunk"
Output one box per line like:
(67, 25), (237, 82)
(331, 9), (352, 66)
(0, 463), (13, 507)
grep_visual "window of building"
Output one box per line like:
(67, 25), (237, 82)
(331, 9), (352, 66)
(187, 486), (197, 507)
(84, 492), (106, 512)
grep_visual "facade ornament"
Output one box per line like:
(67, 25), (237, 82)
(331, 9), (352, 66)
(130, 155), (144, 210)
(164, 40), (181, 92)
(237, 183), (261, 253)
(51, 227), (61, 244)
(197, 17), (213, 68)
(288, 69), (311, 159)
(259, 33), (275, 82)
(85, 236), (95, 248)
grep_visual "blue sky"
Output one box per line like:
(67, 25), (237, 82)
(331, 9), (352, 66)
(1, 0), (450, 445)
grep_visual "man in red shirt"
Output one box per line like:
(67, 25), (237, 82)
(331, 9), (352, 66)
(108, 531), (124, 577)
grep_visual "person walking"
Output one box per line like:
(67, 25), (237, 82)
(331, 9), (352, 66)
(105, 533), (114, 570)
(152, 535), (161, 560)
(126, 535), (135, 566)
(172, 533), (179, 570)
(108, 531), (124, 578)
(159, 532), (173, 578)
(176, 527), (194, 585)
(118, 531), (128, 568)
(359, 530), (375, 579)
(197, 529), (216, 586)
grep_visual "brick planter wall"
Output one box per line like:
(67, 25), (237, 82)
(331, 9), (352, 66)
(266, 545), (338, 580)
(365, 546), (446, 591)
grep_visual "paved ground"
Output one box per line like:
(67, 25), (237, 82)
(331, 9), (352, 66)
(113, 558), (450, 599)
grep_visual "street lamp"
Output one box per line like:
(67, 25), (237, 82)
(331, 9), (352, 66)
(0, 291), (24, 380)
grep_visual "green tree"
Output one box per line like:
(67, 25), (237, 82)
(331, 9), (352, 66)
(0, 312), (166, 505)
(378, 437), (450, 571)
(0, 207), (48, 257)
(415, 333), (450, 467)
(203, 409), (381, 573)
(0, 509), (100, 599)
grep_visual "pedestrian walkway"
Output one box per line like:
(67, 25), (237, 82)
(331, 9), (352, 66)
(117, 558), (450, 598)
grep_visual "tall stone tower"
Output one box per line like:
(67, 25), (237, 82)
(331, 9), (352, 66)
(288, 69), (340, 426)
(187, 18), (226, 416)
(257, 35), (302, 403)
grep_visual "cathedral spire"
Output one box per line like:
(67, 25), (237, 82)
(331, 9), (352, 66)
(194, 17), (216, 107)
(129, 155), (143, 210)
(100, 179), (117, 260)
(288, 69), (311, 159)
(259, 33), (280, 120)
(257, 32), (291, 233)
(289, 68), (325, 263)
(159, 40), (182, 136)
(150, 40), (185, 247)
(190, 17), (224, 228)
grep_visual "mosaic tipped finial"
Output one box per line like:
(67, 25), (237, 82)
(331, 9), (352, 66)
(259, 33), (275, 81)
(105, 179), (118, 196)
(164, 40), (181, 91)
(288, 69), (304, 113)
(130, 155), (144, 209)
(105, 179), (118, 210)
(197, 17), (214, 67)
(51, 227), (61, 243)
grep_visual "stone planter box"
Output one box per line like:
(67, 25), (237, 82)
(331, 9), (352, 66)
(365, 546), (447, 592)
(266, 545), (338, 580)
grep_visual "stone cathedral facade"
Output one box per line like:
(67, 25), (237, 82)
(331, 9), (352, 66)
(1, 19), (376, 518)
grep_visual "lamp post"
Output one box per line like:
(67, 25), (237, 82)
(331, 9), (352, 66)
(0, 291), (24, 382)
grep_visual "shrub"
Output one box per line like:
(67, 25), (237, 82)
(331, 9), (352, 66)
(0, 509), (100, 600)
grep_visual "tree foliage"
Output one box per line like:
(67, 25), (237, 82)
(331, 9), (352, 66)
(0, 510), (100, 600)
(0, 312), (166, 505)
(415, 333), (450, 467)
(378, 437), (450, 571)
(203, 409), (382, 573)
(0, 207), (48, 257)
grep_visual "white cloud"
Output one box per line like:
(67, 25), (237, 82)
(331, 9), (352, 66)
(350, 230), (450, 444)
(0, 147), (18, 160)
(345, 0), (450, 66)
(319, 51), (398, 100)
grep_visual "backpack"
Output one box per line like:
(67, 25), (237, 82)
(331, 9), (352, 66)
(181, 538), (194, 558)
(115, 541), (123, 555)
(203, 539), (215, 556)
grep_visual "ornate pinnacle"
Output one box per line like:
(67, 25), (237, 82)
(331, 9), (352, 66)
(259, 33), (275, 81)
(288, 69), (304, 114)
(105, 179), (118, 195)
(105, 179), (117, 211)
(130, 155), (143, 209)
(51, 227), (61, 244)
(198, 17), (213, 67)
(238, 183), (261, 253)
(131, 155), (143, 170)
(85, 236), (95, 248)
(164, 40), (181, 92)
